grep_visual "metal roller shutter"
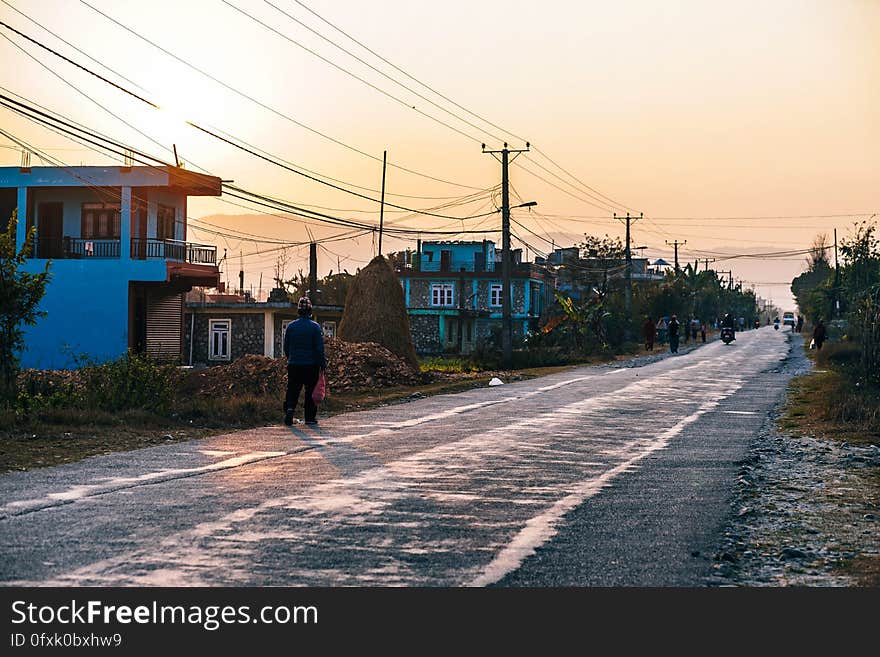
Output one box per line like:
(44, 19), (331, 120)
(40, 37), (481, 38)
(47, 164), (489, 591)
(146, 289), (183, 360)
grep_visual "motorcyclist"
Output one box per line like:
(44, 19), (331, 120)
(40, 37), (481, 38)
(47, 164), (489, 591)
(721, 313), (736, 330)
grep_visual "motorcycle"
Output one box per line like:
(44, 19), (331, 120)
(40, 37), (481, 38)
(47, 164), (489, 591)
(721, 326), (735, 344)
(774, 320), (780, 331)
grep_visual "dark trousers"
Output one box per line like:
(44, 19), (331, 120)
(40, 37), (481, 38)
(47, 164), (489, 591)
(669, 334), (679, 353)
(286, 364), (320, 422)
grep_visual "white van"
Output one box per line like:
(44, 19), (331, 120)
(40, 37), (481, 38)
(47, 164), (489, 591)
(783, 312), (796, 327)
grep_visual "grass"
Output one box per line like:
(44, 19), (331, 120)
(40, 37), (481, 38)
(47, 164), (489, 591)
(781, 339), (880, 445)
(780, 336), (880, 587)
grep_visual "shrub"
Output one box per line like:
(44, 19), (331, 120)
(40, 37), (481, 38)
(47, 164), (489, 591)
(78, 352), (178, 413)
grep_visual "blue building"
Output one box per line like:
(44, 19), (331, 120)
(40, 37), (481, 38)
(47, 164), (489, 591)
(1, 165), (221, 369)
(395, 240), (554, 354)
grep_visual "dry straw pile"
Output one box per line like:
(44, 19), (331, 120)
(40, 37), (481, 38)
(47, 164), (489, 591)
(338, 255), (419, 369)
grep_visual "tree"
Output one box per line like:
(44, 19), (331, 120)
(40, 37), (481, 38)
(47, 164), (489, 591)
(791, 233), (834, 322)
(0, 211), (51, 403)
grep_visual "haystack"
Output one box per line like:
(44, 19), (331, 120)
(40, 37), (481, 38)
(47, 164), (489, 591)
(338, 255), (419, 369)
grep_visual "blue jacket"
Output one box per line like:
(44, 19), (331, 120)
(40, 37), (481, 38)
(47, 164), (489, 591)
(283, 318), (327, 368)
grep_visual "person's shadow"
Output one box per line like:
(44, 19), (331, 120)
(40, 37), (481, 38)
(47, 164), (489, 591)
(287, 423), (383, 478)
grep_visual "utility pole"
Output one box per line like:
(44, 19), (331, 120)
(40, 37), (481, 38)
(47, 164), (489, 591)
(616, 212), (643, 317)
(378, 150), (387, 257)
(833, 228), (840, 318)
(483, 141), (530, 368)
(665, 239), (687, 272)
(238, 251), (244, 295)
(700, 258), (716, 273)
(309, 242), (317, 300)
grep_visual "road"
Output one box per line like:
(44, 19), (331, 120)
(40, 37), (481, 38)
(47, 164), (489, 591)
(0, 327), (795, 586)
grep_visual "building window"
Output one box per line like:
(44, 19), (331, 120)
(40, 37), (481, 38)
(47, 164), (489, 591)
(157, 204), (175, 241)
(82, 203), (121, 239)
(209, 319), (231, 361)
(322, 321), (336, 338)
(489, 283), (503, 307)
(431, 283), (454, 307)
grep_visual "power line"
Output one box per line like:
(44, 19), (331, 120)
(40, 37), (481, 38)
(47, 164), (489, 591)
(289, 0), (527, 146)
(225, 0), (492, 145)
(0, 22), (483, 205)
(284, 0), (641, 214)
(0, 0), (150, 93)
(0, 18), (157, 108)
(75, 0), (482, 191)
(0, 96), (499, 237)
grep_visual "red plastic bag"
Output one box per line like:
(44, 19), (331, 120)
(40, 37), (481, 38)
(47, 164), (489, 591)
(312, 371), (327, 404)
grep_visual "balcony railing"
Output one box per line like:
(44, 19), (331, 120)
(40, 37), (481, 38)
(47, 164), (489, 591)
(131, 238), (217, 265)
(34, 237), (120, 259)
(29, 237), (216, 264)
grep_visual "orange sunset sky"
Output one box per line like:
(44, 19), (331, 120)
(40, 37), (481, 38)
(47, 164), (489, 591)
(2, 0), (878, 310)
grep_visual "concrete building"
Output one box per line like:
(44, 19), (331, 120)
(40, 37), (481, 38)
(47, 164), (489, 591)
(1, 165), (221, 368)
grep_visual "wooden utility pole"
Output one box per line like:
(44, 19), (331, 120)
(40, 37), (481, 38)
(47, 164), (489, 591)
(378, 150), (387, 256)
(483, 141), (530, 368)
(309, 242), (317, 300)
(666, 239), (687, 272)
(700, 258), (716, 272)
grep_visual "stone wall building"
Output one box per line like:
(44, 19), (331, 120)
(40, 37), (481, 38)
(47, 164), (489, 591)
(396, 240), (554, 355)
(184, 299), (343, 365)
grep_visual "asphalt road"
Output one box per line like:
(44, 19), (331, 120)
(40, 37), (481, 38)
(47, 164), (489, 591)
(0, 326), (795, 586)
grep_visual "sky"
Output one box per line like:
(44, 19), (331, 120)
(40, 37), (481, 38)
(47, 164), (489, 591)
(1, 0), (878, 311)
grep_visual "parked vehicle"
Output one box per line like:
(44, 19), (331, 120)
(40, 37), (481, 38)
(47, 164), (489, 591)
(721, 327), (736, 344)
(783, 312), (796, 327)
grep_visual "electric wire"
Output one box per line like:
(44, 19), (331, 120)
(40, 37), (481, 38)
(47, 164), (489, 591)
(75, 0), (482, 190)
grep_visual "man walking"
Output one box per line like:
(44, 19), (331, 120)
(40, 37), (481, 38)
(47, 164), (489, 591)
(283, 297), (327, 426)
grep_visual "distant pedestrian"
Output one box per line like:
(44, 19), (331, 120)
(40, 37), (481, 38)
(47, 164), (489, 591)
(283, 297), (327, 426)
(682, 317), (690, 344)
(657, 316), (668, 344)
(643, 316), (656, 351)
(691, 318), (699, 342)
(796, 315), (804, 333)
(700, 321), (707, 343)
(812, 318), (827, 350)
(668, 315), (680, 354)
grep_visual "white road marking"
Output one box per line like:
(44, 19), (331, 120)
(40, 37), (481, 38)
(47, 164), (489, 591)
(468, 397), (731, 587)
(0, 451), (288, 518)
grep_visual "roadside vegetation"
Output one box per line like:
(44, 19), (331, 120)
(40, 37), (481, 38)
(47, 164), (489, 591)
(785, 219), (880, 443)
(775, 218), (880, 584)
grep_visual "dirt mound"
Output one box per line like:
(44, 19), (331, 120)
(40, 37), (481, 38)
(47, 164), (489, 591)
(190, 337), (422, 397)
(338, 255), (419, 368)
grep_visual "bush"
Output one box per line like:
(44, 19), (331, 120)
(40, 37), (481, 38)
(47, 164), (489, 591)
(815, 341), (861, 374)
(77, 352), (178, 413)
